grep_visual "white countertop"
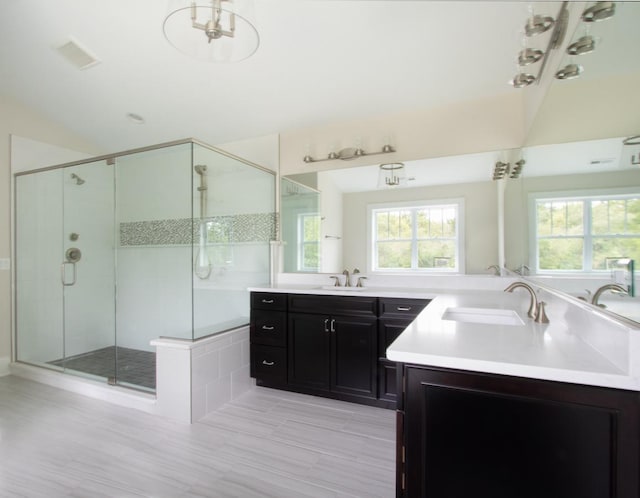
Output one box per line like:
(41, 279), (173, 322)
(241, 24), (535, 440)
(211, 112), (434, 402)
(249, 284), (640, 391)
(386, 292), (640, 390)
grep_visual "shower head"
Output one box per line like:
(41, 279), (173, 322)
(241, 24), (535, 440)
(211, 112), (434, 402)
(70, 173), (85, 185)
(194, 165), (207, 175)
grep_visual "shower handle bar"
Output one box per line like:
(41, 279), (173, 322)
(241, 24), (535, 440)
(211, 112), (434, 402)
(61, 261), (77, 286)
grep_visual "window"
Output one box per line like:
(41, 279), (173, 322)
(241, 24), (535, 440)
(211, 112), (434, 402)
(297, 212), (321, 272)
(531, 191), (640, 272)
(369, 200), (464, 272)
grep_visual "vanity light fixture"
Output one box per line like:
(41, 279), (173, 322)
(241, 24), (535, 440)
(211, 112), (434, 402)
(510, 3), (568, 89)
(377, 163), (406, 188)
(492, 160), (525, 180)
(510, 73), (536, 88)
(518, 48), (544, 65)
(582, 1), (616, 22)
(524, 14), (555, 37)
(555, 63), (583, 80)
(492, 161), (510, 180)
(163, 0), (259, 62)
(510, 159), (525, 179)
(567, 35), (596, 55)
(303, 144), (395, 164)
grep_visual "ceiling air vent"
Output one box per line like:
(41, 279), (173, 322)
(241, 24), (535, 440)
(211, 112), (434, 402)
(54, 36), (100, 70)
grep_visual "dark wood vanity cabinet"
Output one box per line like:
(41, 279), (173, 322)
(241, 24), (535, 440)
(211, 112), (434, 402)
(288, 294), (378, 400)
(378, 298), (430, 402)
(250, 291), (429, 408)
(396, 364), (640, 498)
(250, 292), (288, 382)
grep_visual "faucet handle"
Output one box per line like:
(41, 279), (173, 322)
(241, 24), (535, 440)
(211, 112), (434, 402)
(356, 276), (367, 288)
(330, 275), (341, 287)
(534, 301), (549, 324)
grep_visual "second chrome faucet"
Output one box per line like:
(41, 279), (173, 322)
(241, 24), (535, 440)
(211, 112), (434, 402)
(504, 281), (549, 324)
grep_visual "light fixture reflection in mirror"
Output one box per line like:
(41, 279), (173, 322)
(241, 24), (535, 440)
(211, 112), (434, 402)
(377, 163), (407, 188)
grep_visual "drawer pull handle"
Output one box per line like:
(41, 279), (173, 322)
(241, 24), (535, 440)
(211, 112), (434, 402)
(261, 325), (275, 331)
(397, 306), (411, 311)
(261, 299), (274, 304)
(262, 360), (275, 366)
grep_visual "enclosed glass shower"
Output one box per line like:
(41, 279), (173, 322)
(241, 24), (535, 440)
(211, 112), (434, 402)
(14, 139), (276, 392)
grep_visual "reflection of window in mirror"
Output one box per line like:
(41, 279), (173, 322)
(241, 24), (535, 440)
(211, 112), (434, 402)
(206, 219), (235, 267)
(530, 189), (640, 274)
(368, 199), (465, 273)
(297, 212), (321, 272)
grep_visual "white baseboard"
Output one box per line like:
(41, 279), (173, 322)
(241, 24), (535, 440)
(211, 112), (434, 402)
(9, 362), (157, 414)
(0, 356), (10, 376)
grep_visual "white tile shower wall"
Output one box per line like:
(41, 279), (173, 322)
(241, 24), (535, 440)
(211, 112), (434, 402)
(116, 246), (192, 351)
(63, 161), (116, 357)
(190, 326), (253, 422)
(15, 170), (64, 363)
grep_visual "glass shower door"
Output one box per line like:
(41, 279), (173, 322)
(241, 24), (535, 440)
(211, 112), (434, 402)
(59, 160), (117, 383)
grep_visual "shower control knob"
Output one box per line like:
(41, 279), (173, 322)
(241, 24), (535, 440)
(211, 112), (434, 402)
(69, 233), (79, 241)
(65, 247), (82, 263)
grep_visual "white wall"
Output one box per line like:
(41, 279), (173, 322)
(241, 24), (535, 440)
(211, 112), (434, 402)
(279, 92), (525, 177)
(1, 95), (101, 373)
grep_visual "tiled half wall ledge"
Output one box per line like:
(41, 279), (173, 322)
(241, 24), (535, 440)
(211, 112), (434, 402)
(152, 326), (253, 423)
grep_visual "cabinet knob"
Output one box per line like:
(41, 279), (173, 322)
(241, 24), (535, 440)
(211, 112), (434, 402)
(261, 299), (274, 304)
(262, 360), (275, 366)
(261, 325), (275, 331)
(397, 306), (411, 311)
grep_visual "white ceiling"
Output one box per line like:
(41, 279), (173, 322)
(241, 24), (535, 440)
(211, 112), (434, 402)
(1, 0), (563, 153)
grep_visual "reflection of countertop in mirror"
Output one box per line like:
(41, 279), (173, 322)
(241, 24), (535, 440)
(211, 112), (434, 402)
(250, 283), (640, 392)
(596, 296), (640, 324)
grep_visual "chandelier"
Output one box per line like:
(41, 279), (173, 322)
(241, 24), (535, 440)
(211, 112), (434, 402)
(163, 0), (259, 63)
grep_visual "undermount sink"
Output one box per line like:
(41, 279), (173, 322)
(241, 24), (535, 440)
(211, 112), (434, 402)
(441, 307), (525, 326)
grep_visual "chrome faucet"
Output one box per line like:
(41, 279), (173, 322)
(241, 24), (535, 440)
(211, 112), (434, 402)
(591, 283), (627, 307)
(343, 269), (350, 287)
(487, 264), (500, 276)
(504, 281), (548, 323)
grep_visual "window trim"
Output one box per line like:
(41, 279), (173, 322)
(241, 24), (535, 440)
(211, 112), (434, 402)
(367, 198), (465, 274)
(529, 187), (640, 274)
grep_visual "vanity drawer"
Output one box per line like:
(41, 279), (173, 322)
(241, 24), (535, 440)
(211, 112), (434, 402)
(379, 298), (430, 318)
(251, 310), (286, 347)
(288, 294), (377, 316)
(250, 344), (286, 381)
(251, 292), (288, 311)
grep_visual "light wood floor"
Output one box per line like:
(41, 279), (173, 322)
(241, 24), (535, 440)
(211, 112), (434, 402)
(0, 375), (396, 497)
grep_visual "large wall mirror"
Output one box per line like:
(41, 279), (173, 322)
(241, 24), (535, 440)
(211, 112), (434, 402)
(280, 2), (640, 322)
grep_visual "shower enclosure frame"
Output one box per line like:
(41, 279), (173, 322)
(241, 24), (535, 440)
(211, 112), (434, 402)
(12, 138), (276, 392)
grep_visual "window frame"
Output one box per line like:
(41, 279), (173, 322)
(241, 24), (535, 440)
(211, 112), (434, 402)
(529, 188), (640, 274)
(367, 198), (465, 274)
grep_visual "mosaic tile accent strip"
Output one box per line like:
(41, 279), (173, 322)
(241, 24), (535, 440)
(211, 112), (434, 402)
(120, 219), (193, 246)
(120, 212), (277, 246)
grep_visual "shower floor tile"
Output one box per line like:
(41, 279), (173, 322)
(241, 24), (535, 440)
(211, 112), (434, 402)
(48, 346), (156, 390)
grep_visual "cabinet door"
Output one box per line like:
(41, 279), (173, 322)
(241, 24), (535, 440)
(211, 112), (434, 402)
(331, 315), (378, 399)
(378, 317), (416, 403)
(288, 313), (330, 391)
(401, 365), (640, 498)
